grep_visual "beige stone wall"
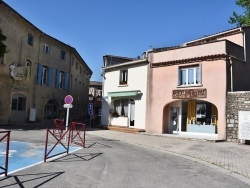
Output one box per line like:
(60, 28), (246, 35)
(0, 2), (91, 124)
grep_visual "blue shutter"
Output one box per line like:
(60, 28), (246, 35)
(55, 69), (60, 88)
(64, 72), (69, 90)
(47, 67), (53, 87)
(37, 63), (42, 84)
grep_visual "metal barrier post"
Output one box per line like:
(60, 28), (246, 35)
(0, 131), (11, 176)
(70, 122), (86, 147)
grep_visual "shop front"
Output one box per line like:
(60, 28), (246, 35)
(164, 88), (218, 136)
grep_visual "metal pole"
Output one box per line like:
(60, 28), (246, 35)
(90, 114), (92, 128)
(65, 107), (70, 141)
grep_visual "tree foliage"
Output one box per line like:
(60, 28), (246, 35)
(0, 29), (7, 57)
(229, 0), (250, 26)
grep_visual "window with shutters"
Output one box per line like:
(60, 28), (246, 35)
(59, 71), (64, 88)
(37, 63), (52, 86)
(178, 65), (201, 87)
(42, 66), (48, 85)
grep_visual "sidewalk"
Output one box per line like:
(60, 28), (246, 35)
(87, 128), (250, 184)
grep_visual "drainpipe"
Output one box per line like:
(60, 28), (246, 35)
(229, 56), (233, 92)
(242, 28), (246, 61)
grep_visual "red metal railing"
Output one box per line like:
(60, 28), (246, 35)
(44, 128), (71, 162)
(70, 122), (86, 147)
(0, 131), (11, 176)
(52, 119), (65, 138)
(44, 119), (86, 162)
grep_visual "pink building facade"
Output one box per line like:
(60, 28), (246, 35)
(146, 27), (250, 140)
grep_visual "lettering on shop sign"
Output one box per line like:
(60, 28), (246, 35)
(172, 88), (207, 99)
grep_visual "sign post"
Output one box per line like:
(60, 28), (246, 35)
(64, 95), (73, 140)
(88, 103), (93, 128)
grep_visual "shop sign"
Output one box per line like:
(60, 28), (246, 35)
(172, 88), (207, 99)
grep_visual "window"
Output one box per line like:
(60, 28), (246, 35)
(114, 99), (129, 117)
(60, 50), (66, 60)
(120, 70), (128, 85)
(37, 63), (52, 86)
(27, 33), (34, 46)
(43, 44), (50, 54)
(42, 66), (48, 85)
(56, 70), (69, 89)
(179, 66), (201, 86)
(11, 97), (26, 111)
(72, 57), (74, 66)
(59, 71), (64, 88)
(80, 66), (82, 74)
(76, 62), (78, 70)
(26, 60), (31, 81)
(0, 55), (4, 64)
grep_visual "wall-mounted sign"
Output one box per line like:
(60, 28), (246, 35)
(172, 88), (207, 99)
(238, 111), (250, 140)
(10, 64), (28, 81)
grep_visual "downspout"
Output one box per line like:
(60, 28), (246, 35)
(242, 28), (246, 61)
(33, 34), (42, 108)
(229, 56), (233, 92)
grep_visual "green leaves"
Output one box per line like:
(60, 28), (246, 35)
(229, 0), (250, 27)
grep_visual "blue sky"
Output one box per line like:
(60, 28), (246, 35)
(5, 0), (243, 81)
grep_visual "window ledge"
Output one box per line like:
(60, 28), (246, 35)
(118, 84), (128, 87)
(177, 84), (203, 88)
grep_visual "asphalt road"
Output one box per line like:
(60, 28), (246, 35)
(0, 129), (249, 188)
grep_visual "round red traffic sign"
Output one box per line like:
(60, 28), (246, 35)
(64, 95), (73, 104)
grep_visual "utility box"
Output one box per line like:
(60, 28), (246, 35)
(29, 108), (36, 121)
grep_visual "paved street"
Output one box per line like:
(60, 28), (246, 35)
(0, 125), (250, 187)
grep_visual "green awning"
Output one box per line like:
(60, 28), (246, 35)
(108, 90), (141, 97)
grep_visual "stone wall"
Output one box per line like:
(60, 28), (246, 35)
(227, 92), (250, 142)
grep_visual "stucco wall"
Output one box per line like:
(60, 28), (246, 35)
(147, 55), (227, 139)
(152, 41), (227, 63)
(101, 63), (148, 129)
(0, 2), (91, 124)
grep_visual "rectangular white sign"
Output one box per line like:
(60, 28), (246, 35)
(238, 111), (250, 140)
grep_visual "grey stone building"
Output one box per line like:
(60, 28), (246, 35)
(0, 1), (92, 125)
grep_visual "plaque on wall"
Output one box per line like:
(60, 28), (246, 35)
(238, 111), (250, 140)
(172, 89), (207, 99)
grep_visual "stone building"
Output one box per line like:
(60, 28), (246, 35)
(0, 1), (92, 125)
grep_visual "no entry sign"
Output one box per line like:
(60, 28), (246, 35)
(64, 95), (73, 104)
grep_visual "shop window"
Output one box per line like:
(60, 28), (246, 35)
(113, 99), (128, 117)
(178, 65), (201, 86)
(120, 70), (128, 85)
